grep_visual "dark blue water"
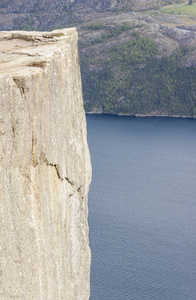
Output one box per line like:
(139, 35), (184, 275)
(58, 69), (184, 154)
(86, 114), (196, 300)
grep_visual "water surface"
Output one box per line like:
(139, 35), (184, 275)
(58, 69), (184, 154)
(86, 114), (196, 300)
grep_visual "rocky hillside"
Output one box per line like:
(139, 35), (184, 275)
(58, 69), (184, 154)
(0, 0), (190, 31)
(79, 10), (196, 116)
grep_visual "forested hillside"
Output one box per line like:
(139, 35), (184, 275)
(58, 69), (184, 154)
(78, 5), (196, 116)
(0, 0), (196, 116)
(81, 34), (196, 116)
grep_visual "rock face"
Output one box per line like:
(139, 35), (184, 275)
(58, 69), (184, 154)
(0, 29), (91, 299)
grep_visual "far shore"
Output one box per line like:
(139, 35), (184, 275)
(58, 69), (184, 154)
(86, 111), (196, 119)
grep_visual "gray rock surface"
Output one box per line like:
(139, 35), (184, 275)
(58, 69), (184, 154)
(78, 11), (196, 63)
(0, 28), (91, 300)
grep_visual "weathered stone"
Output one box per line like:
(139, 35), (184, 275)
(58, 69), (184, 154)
(0, 28), (91, 300)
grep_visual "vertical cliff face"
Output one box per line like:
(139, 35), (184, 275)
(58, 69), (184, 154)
(0, 29), (91, 300)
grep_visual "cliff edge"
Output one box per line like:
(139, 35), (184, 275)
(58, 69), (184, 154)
(0, 29), (91, 299)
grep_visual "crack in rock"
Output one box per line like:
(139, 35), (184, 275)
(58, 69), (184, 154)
(13, 78), (25, 100)
(39, 152), (74, 185)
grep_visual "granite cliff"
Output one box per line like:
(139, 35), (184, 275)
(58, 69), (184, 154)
(0, 28), (91, 299)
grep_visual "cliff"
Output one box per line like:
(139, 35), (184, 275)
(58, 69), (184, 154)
(0, 29), (91, 299)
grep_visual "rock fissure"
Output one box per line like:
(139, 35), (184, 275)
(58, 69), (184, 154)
(12, 52), (43, 58)
(13, 78), (26, 100)
(39, 153), (74, 185)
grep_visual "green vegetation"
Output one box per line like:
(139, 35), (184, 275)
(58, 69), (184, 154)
(161, 3), (196, 15)
(104, 23), (140, 38)
(13, 15), (37, 31)
(82, 23), (106, 30)
(83, 22), (134, 32)
(81, 34), (196, 116)
(83, 23), (137, 45)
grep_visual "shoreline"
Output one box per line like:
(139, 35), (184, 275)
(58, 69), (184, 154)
(86, 111), (196, 120)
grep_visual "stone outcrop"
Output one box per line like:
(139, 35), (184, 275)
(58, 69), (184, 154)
(0, 28), (91, 299)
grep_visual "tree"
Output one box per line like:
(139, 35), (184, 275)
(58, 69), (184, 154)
(188, 0), (193, 5)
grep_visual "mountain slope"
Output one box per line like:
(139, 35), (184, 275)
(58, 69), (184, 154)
(79, 11), (196, 116)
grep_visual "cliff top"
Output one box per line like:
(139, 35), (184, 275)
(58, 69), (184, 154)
(0, 28), (76, 75)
